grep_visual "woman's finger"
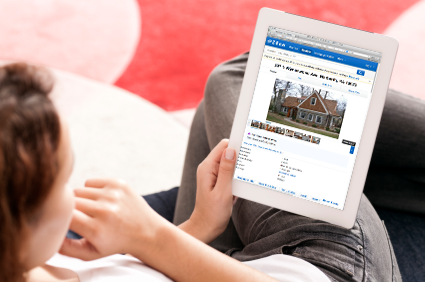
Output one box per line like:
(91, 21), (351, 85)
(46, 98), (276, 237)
(85, 178), (127, 188)
(74, 187), (103, 200)
(214, 148), (236, 194)
(84, 178), (110, 188)
(68, 209), (96, 241)
(197, 139), (229, 189)
(59, 237), (101, 261)
(202, 139), (229, 167)
(74, 197), (100, 217)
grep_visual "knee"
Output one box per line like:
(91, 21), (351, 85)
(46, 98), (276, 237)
(204, 52), (248, 104)
(204, 63), (234, 103)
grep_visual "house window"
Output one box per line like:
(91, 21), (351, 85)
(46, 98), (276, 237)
(316, 115), (322, 124)
(311, 98), (316, 105)
(307, 113), (313, 121)
(300, 111), (306, 119)
(282, 107), (288, 113)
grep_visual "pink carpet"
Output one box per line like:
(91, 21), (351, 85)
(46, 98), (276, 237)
(115, 0), (422, 111)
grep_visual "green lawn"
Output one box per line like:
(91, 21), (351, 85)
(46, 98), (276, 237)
(266, 113), (339, 139)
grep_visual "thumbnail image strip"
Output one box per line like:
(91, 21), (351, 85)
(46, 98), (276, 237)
(250, 120), (321, 145)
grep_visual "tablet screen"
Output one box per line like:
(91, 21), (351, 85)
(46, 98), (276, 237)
(235, 26), (382, 210)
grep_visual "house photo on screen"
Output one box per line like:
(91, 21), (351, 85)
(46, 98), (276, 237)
(267, 78), (347, 139)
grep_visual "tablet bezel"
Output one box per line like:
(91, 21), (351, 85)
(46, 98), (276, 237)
(229, 8), (398, 228)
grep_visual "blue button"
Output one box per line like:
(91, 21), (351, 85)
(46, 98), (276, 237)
(356, 70), (365, 76)
(350, 146), (355, 154)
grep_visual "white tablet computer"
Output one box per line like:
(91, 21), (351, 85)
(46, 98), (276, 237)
(229, 8), (398, 228)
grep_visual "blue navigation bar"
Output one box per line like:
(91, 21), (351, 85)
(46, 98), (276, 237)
(265, 37), (378, 72)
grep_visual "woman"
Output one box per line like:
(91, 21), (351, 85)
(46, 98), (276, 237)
(1, 59), (404, 281)
(1, 63), (326, 282)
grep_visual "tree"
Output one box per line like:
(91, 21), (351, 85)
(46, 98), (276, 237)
(297, 84), (312, 97)
(273, 80), (289, 101)
(271, 79), (292, 112)
(272, 79), (287, 99)
(336, 96), (347, 119)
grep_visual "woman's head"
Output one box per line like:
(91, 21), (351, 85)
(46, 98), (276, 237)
(0, 63), (75, 281)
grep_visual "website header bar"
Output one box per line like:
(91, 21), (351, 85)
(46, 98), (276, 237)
(265, 37), (379, 72)
(268, 27), (382, 63)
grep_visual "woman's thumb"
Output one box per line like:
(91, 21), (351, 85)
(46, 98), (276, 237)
(215, 148), (236, 192)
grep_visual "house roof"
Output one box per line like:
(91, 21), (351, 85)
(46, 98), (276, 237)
(298, 92), (328, 114)
(324, 99), (339, 116)
(295, 91), (340, 117)
(282, 97), (300, 107)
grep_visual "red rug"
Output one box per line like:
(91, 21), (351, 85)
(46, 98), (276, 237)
(114, 0), (420, 111)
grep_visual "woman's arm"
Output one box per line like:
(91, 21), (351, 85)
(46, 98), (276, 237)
(60, 140), (277, 282)
(62, 210), (273, 282)
(133, 219), (274, 282)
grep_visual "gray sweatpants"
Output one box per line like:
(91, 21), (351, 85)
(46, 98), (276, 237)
(174, 52), (406, 282)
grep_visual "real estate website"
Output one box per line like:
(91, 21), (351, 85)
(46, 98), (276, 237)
(235, 26), (382, 210)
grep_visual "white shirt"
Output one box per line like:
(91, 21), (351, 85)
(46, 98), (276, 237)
(47, 253), (331, 282)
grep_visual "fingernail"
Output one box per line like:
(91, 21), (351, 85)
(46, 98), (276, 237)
(225, 148), (235, 160)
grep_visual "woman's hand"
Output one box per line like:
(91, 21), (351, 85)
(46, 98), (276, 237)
(59, 178), (168, 261)
(59, 146), (277, 282)
(179, 139), (237, 243)
(60, 139), (238, 259)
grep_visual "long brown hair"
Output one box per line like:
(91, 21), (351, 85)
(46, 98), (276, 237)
(0, 63), (61, 282)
